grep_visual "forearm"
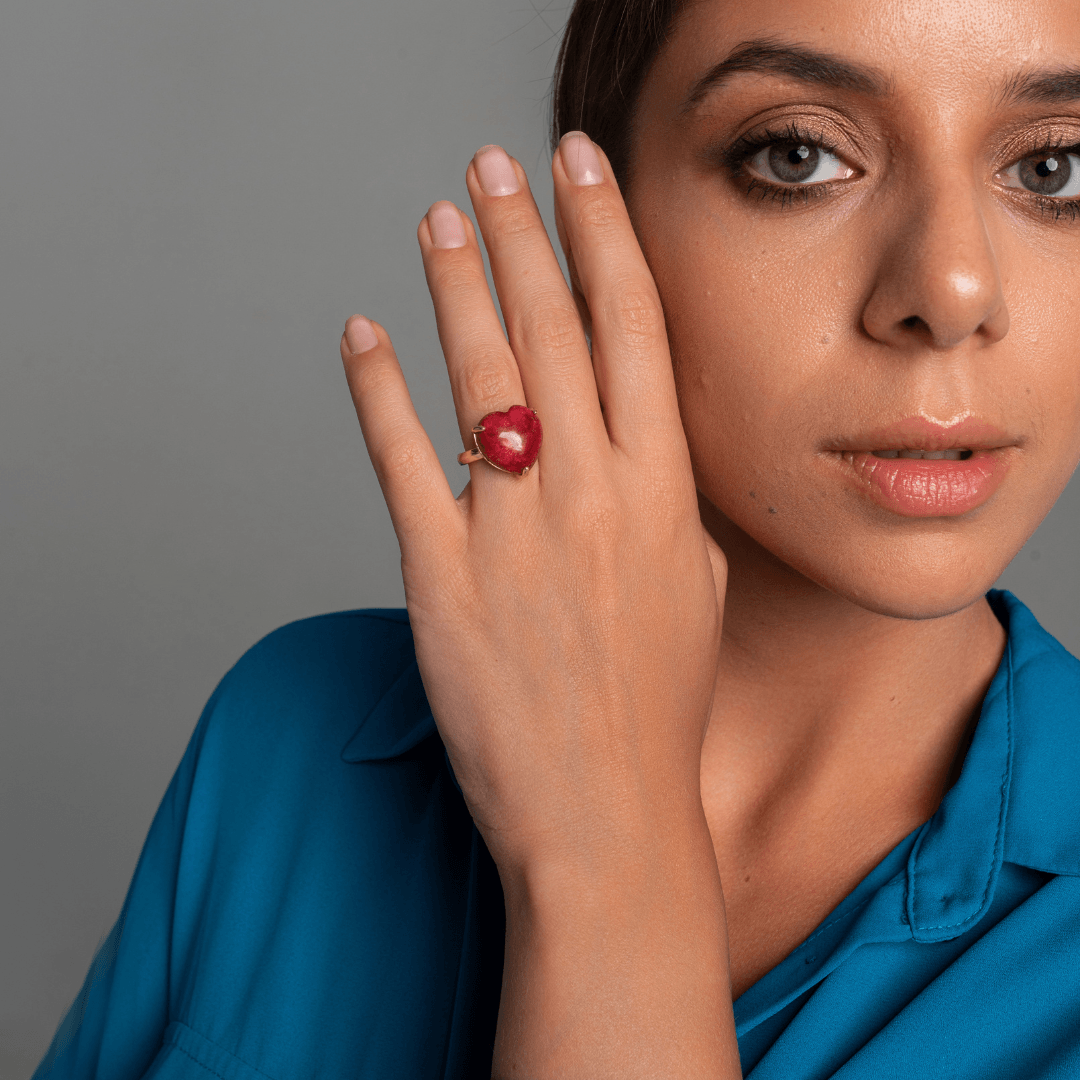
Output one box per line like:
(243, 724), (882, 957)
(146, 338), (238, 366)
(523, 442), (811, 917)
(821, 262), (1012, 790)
(491, 811), (741, 1080)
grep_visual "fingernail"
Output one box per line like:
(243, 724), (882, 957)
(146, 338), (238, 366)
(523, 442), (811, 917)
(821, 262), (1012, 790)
(474, 145), (520, 196)
(560, 132), (603, 186)
(344, 314), (378, 354)
(428, 201), (467, 248)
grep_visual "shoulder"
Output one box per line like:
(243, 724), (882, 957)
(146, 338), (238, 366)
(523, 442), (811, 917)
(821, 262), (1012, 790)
(221, 607), (415, 715)
(84, 611), (488, 1079)
(194, 608), (433, 774)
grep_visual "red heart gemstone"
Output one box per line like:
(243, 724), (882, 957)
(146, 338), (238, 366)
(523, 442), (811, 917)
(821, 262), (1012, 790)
(474, 405), (542, 474)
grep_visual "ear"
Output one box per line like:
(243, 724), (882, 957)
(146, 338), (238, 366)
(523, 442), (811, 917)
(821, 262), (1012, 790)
(554, 196), (593, 345)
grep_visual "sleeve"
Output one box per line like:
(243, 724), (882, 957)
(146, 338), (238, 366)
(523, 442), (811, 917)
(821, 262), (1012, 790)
(31, 686), (219, 1080)
(28, 610), (497, 1080)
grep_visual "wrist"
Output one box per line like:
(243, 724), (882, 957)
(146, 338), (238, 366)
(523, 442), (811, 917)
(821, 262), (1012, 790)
(492, 811), (738, 1079)
(498, 802), (721, 920)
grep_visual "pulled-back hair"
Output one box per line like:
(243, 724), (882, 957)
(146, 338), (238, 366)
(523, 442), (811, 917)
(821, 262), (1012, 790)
(551, 0), (683, 187)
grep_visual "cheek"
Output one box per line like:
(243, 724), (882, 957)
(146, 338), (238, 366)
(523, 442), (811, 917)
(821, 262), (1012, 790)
(991, 235), (1080, 485)
(1004, 275), (1080, 436)
(652, 218), (855, 489)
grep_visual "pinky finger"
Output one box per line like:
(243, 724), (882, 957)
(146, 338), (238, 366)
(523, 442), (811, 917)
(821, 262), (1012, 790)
(341, 315), (460, 560)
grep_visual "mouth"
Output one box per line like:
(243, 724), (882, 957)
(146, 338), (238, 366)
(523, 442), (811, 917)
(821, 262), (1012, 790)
(826, 418), (1018, 518)
(870, 448), (973, 461)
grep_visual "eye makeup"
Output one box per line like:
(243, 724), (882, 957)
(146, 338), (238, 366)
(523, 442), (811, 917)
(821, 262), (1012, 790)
(715, 118), (1080, 221)
(996, 139), (1080, 221)
(719, 120), (860, 207)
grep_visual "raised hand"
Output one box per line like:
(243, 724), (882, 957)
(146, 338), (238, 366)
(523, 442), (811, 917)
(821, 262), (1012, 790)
(341, 134), (739, 1078)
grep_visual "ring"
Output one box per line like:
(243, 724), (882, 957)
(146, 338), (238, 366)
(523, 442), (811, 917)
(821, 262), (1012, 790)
(457, 405), (542, 475)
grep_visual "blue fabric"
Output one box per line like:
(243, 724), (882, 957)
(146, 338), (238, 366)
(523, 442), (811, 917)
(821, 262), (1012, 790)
(33, 591), (1080, 1079)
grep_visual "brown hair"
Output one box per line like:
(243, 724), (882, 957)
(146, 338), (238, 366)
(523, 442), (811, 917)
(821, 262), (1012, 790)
(550, 0), (683, 187)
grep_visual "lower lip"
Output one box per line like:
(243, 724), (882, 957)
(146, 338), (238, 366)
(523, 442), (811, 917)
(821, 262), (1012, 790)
(845, 451), (1009, 517)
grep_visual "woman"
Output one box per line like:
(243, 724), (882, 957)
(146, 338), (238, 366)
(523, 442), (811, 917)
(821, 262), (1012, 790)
(36, 0), (1080, 1075)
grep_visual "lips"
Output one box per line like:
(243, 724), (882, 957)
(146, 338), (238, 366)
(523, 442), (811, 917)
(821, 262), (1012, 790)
(828, 417), (1017, 518)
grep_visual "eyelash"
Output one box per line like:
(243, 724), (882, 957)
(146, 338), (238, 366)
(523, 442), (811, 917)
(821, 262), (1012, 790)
(722, 122), (847, 207)
(1013, 137), (1080, 221)
(1029, 195), (1080, 222)
(722, 125), (1080, 221)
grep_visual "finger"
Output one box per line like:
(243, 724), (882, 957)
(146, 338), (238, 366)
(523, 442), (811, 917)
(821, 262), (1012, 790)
(464, 145), (608, 459)
(340, 315), (461, 559)
(553, 196), (593, 344)
(417, 201), (533, 485)
(552, 132), (683, 453)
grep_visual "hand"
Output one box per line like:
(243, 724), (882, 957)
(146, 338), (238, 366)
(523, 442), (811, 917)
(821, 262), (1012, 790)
(341, 134), (738, 1078)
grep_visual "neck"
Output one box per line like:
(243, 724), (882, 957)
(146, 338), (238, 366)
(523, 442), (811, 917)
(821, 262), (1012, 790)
(697, 502), (1006, 997)
(700, 502), (1006, 843)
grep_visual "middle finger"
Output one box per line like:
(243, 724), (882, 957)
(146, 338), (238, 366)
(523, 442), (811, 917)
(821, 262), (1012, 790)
(465, 145), (609, 453)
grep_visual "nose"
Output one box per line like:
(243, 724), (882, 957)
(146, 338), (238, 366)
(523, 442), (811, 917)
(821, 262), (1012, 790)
(861, 178), (1009, 350)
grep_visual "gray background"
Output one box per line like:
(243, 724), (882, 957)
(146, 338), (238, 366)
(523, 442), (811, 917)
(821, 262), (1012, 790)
(1, 0), (1076, 1074)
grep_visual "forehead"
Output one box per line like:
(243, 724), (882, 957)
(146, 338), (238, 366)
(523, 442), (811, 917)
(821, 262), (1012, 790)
(658, 0), (1080, 106)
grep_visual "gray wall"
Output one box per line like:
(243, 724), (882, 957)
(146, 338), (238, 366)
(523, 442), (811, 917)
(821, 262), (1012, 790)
(1, 0), (1076, 1074)
(1, 0), (568, 1071)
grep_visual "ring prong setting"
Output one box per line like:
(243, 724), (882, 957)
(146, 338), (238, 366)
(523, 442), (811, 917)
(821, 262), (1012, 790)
(465, 406), (542, 475)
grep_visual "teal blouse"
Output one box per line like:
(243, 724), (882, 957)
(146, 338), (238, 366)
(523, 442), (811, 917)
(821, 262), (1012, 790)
(34, 590), (1080, 1078)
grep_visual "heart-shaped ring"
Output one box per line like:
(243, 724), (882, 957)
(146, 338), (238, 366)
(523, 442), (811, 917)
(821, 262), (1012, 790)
(457, 405), (542, 475)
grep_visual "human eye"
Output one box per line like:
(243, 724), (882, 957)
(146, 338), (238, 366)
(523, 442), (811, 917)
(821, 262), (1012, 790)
(744, 139), (856, 186)
(998, 147), (1080, 200)
(723, 123), (858, 207)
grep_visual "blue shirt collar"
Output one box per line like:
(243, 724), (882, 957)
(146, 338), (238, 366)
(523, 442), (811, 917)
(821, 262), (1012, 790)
(909, 590), (1080, 940)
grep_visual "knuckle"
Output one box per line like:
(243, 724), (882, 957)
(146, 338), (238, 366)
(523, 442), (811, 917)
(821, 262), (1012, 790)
(349, 354), (397, 399)
(574, 189), (623, 233)
(431, 258), (484, 296)
(514, 299), (581, 358)
(492, 202), (541, 243)
(602, 283), (665, 344)
(377, 432), (430, 488)
(461, 359), (514, 405)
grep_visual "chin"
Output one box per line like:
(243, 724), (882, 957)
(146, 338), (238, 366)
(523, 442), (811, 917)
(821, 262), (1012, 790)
(706, 489), (1031, 622)
(805, 547), (1011, 622)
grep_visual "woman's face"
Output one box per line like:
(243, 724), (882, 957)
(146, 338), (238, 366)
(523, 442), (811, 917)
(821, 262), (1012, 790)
(628, 0), (1080, 618)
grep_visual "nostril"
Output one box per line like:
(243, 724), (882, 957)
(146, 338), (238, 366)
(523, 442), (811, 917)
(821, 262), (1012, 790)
(902, 315), (925, 330)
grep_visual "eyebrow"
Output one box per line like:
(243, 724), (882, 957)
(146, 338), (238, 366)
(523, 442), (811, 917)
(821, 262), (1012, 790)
(685, 38), (890, 108)
(998, 67), (1080, 107)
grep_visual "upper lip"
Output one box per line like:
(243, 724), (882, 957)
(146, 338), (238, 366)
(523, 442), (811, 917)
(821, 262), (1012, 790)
(824, 416), (1020, 455)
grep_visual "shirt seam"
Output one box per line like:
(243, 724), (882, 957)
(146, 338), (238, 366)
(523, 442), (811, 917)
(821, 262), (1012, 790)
(167, 1023), (280, 1080)
(172, 1044), (230, 1080)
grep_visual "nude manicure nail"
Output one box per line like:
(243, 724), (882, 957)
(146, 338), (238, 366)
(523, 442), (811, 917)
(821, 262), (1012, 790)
(560, 132), (603, 186)
(344, 315), (378, 354)
(474, 145), (520, 196)
(428, 201), (467, 249)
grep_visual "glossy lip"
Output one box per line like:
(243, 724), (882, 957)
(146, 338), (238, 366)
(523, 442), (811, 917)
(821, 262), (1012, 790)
(824, 416), (1019, 518)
